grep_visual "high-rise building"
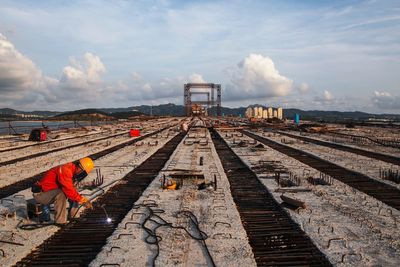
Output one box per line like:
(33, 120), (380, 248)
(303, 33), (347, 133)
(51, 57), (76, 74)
(254, 107), (258, 118)
(277, 107), (283, 120)
(263, 110), (268, 119)
(273, 110), (278, 118)
(268, 107), (273, 118)
(258, 107), (263, 118)
(245, 107), (253, 118)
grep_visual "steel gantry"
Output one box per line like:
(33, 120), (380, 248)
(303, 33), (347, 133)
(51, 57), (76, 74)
(184, 83), (221, 116)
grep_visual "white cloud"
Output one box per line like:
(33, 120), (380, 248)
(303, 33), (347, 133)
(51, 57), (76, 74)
(46, 52), (108, 107)
(372, 90), (400, 110)
(323, 90), (334, 101)
(225, 54), (293, 101)
(131, 71), (142, 81)
(0, 34), (108, 109)
(142, 83), (152, 93)
(373, 90), (391, 98)
(298, 82), (310, 93)
(0, 33), (57, 107)
(188, 73), (206, 83)
(123, 73), (206, 103)
(343, 15), (400, 30)
(314, 89), (334, 104)
(61, 52), (105, 90)
(1, 28), (397, 114)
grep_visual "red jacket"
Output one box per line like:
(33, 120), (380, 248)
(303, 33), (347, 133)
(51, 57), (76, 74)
(37, 162), (83, 202)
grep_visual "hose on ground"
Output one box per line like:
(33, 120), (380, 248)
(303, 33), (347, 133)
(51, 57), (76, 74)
(133, 203), (216, 267)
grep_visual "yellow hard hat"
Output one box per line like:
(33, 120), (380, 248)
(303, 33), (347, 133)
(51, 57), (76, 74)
(79, 157), (94, 174)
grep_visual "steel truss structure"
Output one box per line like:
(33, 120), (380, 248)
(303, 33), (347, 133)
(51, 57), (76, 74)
(184, 83), (221, 116)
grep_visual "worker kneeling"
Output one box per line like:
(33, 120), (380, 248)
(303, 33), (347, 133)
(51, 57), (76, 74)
(31, 157), (95, 224)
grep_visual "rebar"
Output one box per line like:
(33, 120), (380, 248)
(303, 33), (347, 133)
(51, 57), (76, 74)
(242, 130), (400, 211)
(210, 128), (332, 266)
(14, 132), (187, 267)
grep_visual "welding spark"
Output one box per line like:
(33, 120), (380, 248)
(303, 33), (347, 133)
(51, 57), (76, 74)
(106, 217), (112, 223)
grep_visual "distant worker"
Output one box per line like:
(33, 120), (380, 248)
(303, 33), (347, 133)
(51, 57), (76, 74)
(31, 157), (95, 225)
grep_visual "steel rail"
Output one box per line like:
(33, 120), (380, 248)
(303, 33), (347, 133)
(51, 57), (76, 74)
(0, 131), (132, 167)
(277, 131), (400, 166)
(210, 128), (331, 266)
(0, 127), (170, 199)
(243, 130), (400, 211)
(14, 131), (186, 267)
(0, 130), (115, 153)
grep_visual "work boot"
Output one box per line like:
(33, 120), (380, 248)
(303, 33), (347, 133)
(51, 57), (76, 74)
(40, 204), (51, 222)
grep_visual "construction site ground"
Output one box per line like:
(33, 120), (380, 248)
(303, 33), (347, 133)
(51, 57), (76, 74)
(0, 117), (399, 267)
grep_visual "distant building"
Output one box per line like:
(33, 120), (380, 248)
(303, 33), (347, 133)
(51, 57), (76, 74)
(257, 107), (263, 118)
(277, 107), (283, 120)
(15, 113), (42, 118)
(253, 107), (258, 118)
(268, 107), (273, 118)
(245, 107), (253, 118)
(246, 106), (283, 120)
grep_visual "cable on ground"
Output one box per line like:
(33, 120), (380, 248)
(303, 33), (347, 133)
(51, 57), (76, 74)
(132, 203), (216, 267)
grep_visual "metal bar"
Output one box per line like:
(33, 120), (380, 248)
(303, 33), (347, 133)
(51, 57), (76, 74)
(14, 131), (187, 267)
(209, 128), (331, 266)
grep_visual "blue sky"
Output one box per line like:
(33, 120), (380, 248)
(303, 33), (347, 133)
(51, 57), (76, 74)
(0, 0), (399, 113)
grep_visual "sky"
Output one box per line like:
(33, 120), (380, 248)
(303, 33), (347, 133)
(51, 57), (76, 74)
(0, 0), (399, 113)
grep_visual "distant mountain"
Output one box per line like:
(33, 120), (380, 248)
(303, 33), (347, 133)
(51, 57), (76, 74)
(100, 103), (185, 116)
(54, 109), (144, 120)
(53, 109), (113, 121)
(283, 109), (400, 121)
(208, 106), (246, 116)
(108, 111), (145, 119)
(0, 108), (17, 114)
(55, 109), (110, 117)
(1, 105), (400, 121)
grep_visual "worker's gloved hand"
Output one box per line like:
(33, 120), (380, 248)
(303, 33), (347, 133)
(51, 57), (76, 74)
(79, 197), (93, 209)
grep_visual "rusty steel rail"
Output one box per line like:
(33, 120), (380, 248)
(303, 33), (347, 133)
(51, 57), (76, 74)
(278, 131), (400, 166)
(0, 131), (133, 167)
(14, 131), (186, 267)
(0, 131), (115, 154)
(210, 128), (331, 266)
(243, 130), (400, 211)
(0, 127), (170, 199)
(323, 130), (400, 149)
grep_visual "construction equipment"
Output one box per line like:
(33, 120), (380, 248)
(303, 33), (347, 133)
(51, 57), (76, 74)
(129, 129), (140, 137)
(27, 199), (50, 222)
(28, 128), (47, 141)
(160, 175), (179, 190)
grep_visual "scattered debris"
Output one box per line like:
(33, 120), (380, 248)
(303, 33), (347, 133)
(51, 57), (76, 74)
(280, 194), (307, 209)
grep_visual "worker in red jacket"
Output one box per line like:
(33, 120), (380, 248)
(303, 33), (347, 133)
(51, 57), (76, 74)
(32, 157), (95, 224)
